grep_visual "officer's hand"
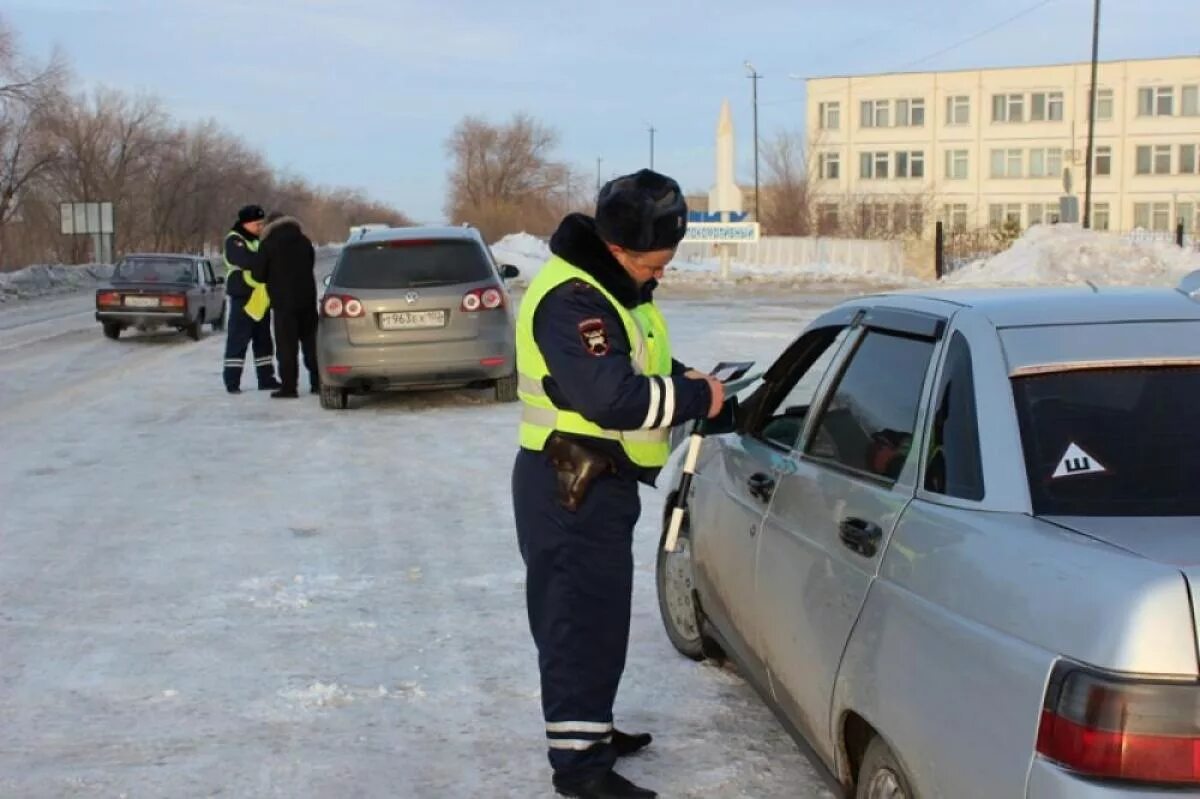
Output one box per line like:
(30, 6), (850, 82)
(704, 375), (725, 418)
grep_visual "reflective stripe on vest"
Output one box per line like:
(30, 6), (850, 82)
(516, 256), (673, 468)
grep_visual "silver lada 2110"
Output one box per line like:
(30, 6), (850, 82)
(657, 277), (1200, 799)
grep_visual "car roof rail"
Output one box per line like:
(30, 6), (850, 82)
(1178, 270), (1200, 299)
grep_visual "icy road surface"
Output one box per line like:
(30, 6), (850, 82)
(0, 286), (852, 798)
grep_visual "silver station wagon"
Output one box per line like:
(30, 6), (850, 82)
(657, 282), (1200, 798)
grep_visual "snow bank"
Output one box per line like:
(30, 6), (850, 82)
(0, 263), (113, 303)
(490, 231), (915, 288)
(945, 224), (1200, 287)
(489, 232), (550, 283)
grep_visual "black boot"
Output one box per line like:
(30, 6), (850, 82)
(259, 379), (282, 391)
(553, 770), (656, 799)
(271, 389), (299, 399)
(612, 730), (652, 757)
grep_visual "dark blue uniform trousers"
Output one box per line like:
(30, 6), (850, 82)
(513, 447), (641, 780)
(222, 296), (276, 390)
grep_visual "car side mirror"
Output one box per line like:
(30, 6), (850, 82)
(214, 276), (225, 285)
(500, 264), (520, 280)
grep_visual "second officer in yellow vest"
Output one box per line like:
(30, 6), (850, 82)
(512, 170), (724, 799)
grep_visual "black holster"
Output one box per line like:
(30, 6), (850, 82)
(544, 433), (617, 512)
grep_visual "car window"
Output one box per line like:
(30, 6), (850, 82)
(753, 326), (850, 450)
(1013, 366), (1200, 516)
(203, 261), (216, 284)
(113, 258), (194, 283)
(333, 239), (492, 289)
(925, 332), (985, 501)
(804, 331), (936, 483)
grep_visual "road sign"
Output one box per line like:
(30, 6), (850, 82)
(60, 201), (114, 235)
(683, 222), (760, 243)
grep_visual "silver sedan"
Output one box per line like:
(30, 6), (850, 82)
(657, 282), (1200, 798)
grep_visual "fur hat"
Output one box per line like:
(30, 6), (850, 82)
(595, 169), (688, 252)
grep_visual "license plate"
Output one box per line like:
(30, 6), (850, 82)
(124, 296), (159, 308)
(379, 310), (446, 330)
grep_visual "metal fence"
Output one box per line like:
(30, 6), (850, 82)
(676, 236), (906, 277)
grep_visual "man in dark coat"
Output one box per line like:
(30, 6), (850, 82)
(253, 212), (319, 399)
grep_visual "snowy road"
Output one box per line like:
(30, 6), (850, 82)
(0, 287), (852, 798)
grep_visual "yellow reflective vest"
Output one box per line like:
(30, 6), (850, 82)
(516, 256), (673, 469)
(224, 231), (270, 321)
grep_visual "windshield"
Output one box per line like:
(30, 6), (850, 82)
(1013, 366), (1200, 516)
(333, 239), (492, 289)
(114, 258), (194, 283)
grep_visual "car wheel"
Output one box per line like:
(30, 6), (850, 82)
(102, 322), (121, 340)
(187, 311), (204, 341)
(655, 492), (708, 661)
(856, 737), (916, 799)
(211, 301), (226, 331)
(319, 385), (349, 410)
(494, 371), (518, 403)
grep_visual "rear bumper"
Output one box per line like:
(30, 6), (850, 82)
(96, 310), (191, 327)
(317, 326), (514, 390)
(1027, 758), (1183, 798)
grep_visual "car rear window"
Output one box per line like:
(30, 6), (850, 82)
(114, 259), (193, 283)
(333, 239), (492, 289)
(1013, 366), (1200, 516)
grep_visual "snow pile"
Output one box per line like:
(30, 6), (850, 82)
(490, 232), (550, 283)
(945, 224), (1200, 287)
(666, 255), (917, 288)
(0, 263), (113, 303)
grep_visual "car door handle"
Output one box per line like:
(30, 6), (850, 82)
(838, 517), (883, 558)
(747, 473), (776, 503)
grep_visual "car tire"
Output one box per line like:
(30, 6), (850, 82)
(856, 736), (916, 799)
(186, 311), (204, 341)
(211, 300), (226, 331)
(320, 385), (349, 410)
(103, 322), (121, 340)
(494, 371), (518, 403)
(655, 492), (708, 661)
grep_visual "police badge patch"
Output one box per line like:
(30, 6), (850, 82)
(578, 318), (610, 357)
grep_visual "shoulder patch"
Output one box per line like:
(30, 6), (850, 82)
(578, 318), (610, 357)
(232, 239), (245, 248)
(568, 279), (597, 293)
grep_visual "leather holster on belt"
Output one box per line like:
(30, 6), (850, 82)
(544, 433), (617, 512)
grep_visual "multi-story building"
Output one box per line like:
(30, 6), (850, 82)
(805, 56), (1200, 236)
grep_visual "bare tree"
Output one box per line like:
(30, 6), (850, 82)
(758, 129), (816, 236)
(445, 113), (584, 242)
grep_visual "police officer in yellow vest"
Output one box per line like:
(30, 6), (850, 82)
(222, 205), (279, 393)
(513, 170), (724, 799)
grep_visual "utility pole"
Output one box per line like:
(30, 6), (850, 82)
(745, 61), (762, 221)
(1083, 0), (1101, 229)
(648, 125), (656, 169)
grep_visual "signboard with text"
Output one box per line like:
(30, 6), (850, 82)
(683, 222), (761, 244)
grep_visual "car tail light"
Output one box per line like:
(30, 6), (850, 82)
(326, 365), (351, 375)
(1037, 662), (1200, 785)
(160, 294), (186, 309)
(461, 286), (505, 312)
(480, 356), (507, 367)
(322, 295), (364, 318)
(97, 291), (121, 307)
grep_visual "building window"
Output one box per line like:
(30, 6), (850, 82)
(945, 149), (969, 180)
(1045, 204), (1061, 224)
(860, 151), (890, 179)
(896, 150), (925, 179)
(818, 203), (840, 234)
(1095, 88), (1114, 121)
(896, 98), (925, 127)
(989, 203), (1022, 228)
(1179, 203), (1195, 233)
(1135, 145), (1172, 175)
(1138, 86), (1174, 117)
(990, 148), (1023, 178)
(946, 95), (970, 125)
(1180, 144), (1197, 175)
(1184, 86), (1199, 117)
(1031, 91), (1064, 122)
(1028, 147), (1063, 178)
(820, 102), (841, 130)
(1095, 145), (1112, 176)
(1092, 202), (1110, 231)
(861, 100), (890, 128)
(1028, 203), (1044, 226)
(1134, 202), (1171, 231)
(992, 93), (1024, 123)
(943, 203), (968, 232)
(819, 152), (841, 179)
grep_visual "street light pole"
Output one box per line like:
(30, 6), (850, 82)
(1083, 0), (1101, 229)
(745, 61), (762, 221)
(648, 125), (656, 169)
